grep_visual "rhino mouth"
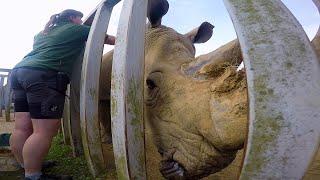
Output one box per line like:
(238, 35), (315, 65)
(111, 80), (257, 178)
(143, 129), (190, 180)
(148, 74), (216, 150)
(160, 159), (186, 179)
(157, 140), (237, 179)
(158, 149), (186, 179)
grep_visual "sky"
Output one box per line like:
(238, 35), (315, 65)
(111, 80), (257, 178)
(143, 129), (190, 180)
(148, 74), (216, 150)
(0, 0), (319, 70)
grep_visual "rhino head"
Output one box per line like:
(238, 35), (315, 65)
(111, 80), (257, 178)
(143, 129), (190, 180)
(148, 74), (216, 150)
(99, 0), (248, 178)
(144, 0), (248, 178)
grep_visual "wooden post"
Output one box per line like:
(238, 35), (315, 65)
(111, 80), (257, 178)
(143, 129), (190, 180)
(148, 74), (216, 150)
(4, 73), (12, 122)
(111, 0), (148, 179)
(223, 0), (320, 179)
(80, 0), (120, 177)
(0, 76), (4, 118)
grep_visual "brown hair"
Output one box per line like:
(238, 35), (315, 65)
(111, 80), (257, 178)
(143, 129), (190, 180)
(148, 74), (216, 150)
(42, 9), (83, 34)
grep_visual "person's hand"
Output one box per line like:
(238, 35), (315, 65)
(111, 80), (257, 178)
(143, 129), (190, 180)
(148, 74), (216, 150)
(105, 35), (116, 45)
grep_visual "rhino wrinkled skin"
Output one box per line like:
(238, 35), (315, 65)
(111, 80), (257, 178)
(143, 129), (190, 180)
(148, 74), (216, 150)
(143, 26), (247, 178)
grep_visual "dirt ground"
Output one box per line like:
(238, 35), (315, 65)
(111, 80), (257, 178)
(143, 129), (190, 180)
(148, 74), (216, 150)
(0, 111), (14, 134)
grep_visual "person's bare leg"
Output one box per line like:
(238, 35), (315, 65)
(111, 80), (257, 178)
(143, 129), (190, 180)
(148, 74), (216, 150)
(9, 112), (33, 167)
(23, 119), (61, 175)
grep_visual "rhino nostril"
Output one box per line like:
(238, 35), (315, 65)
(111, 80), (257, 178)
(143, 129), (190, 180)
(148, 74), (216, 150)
(146, 79), (157, 90)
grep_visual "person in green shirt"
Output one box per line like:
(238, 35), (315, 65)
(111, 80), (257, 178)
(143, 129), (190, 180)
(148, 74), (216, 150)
(9, 9), (115, 180)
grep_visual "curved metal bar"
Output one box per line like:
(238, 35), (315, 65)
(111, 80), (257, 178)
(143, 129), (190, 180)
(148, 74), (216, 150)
(80, 0), (120, 177)
(313, 0), (320, 38)
(62, 86), (71, 145)
(69, 50), (85, 157)
(223, 0), (320, 179)
(111, 0), (148, 179)
(313, 0), (320, 13)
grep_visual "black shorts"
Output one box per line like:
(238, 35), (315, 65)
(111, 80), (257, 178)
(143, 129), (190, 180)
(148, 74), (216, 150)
(10, 67), (69, 119)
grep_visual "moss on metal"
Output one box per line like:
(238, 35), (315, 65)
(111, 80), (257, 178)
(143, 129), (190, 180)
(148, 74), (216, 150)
(89, 88), (97, 100)
(128, 79), (144, 141)
(127, 78), (146, 177)
(111, 75), (119, 118)
(241, 74), (284, 179)
(115, 155), (128, 180)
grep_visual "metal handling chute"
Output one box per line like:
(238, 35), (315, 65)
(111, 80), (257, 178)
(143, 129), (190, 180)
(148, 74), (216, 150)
(63, 0), (320, 179)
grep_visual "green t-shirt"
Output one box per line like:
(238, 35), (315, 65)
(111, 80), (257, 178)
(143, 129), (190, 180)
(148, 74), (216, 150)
(14, 22), (90, 77)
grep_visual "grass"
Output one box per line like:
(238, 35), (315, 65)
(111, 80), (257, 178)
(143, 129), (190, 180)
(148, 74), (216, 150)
(44, 133), (95, 179)
(0, 133), (95, 180)
(44, 133), (117, 179)
(0, 132), (117, 179)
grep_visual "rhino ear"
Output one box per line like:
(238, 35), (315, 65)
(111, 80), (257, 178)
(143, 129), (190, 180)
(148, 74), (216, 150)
(185, 22), (214, 44)
(147, 0), (169, 28)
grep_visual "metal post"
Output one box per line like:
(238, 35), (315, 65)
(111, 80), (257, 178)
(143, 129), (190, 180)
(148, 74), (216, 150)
(223, 0), (320, 179)
(69, 0), (117, 158)
(62, 85), (71, 145)
(111, 0), (148, 179)
(80, 0), (120, 177)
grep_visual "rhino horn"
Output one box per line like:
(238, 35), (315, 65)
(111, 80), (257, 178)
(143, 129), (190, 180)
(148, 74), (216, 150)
(185, 24), (320, 80)
(147, 0), (169, 27)
(182, 39), (243, 79)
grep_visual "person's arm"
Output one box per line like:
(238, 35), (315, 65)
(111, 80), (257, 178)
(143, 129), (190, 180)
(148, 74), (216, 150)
(104, 35), (116, 45)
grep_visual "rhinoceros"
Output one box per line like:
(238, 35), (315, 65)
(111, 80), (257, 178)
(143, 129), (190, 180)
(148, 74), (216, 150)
(97, 0), (320, 179)
(98, 0), (247, 179)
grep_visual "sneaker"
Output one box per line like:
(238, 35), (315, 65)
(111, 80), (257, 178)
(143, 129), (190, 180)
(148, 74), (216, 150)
(41, 160), (58, 170)
(40, 174), (72, 180)
(21, 161), (58, 171)
(24, 174), (72, 180)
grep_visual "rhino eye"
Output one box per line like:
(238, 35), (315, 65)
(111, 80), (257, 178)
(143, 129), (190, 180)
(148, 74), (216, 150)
(146, 79), (157, 90)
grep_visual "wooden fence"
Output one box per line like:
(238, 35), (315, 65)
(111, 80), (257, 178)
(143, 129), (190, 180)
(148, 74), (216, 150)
(0, 68), (13, 122)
